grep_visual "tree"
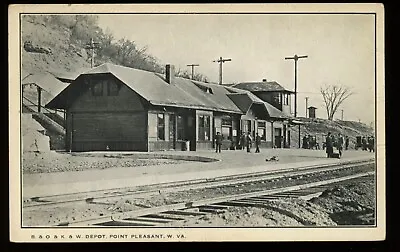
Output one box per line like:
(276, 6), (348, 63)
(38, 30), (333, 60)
(320, 84), (354, 120)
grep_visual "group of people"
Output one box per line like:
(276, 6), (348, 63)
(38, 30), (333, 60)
(361, 136), (375, 152)
(325, 132), (347, 158)
(215, 131), (262, 153)
(302, 135), (319, 150)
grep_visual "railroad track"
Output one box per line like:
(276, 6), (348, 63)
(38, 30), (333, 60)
(61, 171), (374, 227)
(24, 158), (374, 211)
(38, 159), (375, 227)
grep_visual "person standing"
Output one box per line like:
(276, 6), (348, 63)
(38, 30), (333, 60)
(345, 136), (349, 150)
(337, 133), (344, 157)
(255, 132), (261, 153)
(246, 132), (252, 153)
(362, 136), (367, 151)
(325, 132), (333, 158)
(302, 135), (307, 149)
(370, 136), (375, 152)
(368, 136), (375, 152)
(215, 132), (222, 153)
(239, 132), (246, 150)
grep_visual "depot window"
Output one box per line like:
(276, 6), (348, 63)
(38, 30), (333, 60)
(107, 79), (120, 96)
(157, 113), (165, 141)
(198, 115), (211, 141)
(282, 93), (289, 105)
(273, 92), (282, 105)
(91, 80), (104, 96)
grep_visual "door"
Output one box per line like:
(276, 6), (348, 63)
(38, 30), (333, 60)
(283, 125), (287, 148)
(187, 115), (196, 151)
(274, 128), (282, 148)
(169, 115), (176, 149)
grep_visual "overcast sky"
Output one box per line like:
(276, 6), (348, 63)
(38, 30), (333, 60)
(97, 14), (375, 125)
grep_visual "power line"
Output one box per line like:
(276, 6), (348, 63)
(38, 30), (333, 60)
(186, 64), (200, 80)
(284, 54), (308, 118)
(213, 56), (231, 85)
(305, 96), (309, 118)
(85, 38), (100, 68)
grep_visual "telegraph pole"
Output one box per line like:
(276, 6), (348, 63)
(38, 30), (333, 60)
(341, 109), (344, 121)
(187, 64), (200, 80)
(285, 54), (308, 117)
(85, 38), (100, 68)
(213, 56), (231, 85)
(305, 96), (309, 118)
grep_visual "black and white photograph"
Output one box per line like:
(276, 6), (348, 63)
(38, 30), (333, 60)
(9, 4), (385, 242)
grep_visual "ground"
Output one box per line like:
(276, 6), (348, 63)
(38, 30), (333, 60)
(170, 178), (375, 227)
(23, 151), (189, 174)
(23, 177), (375, 227)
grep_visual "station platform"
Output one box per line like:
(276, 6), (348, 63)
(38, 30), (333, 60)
(22, 149), (375, 198)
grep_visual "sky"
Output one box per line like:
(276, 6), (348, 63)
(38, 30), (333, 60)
(97, 14), (375, 125)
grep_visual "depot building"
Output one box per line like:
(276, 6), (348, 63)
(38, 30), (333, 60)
(46, 63), (293, 152)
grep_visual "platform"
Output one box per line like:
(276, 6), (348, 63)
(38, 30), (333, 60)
(22, 149), (375, 198)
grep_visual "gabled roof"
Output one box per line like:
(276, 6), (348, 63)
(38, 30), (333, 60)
(22, 73), (68, 97)
(46, 63), (242, 114)
(172, 78), (243, 113)
(49, 69), (91, 82)
(232, 81), (294, 93)
(264, 101), (291, 120)
(225, 86), (290, 120)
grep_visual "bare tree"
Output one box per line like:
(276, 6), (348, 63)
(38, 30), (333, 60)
(320, 84), (354, 120)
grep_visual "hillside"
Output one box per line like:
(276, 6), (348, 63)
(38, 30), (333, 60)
(21, 15), (209, 81)
(21, 16), (91, 77)
(289, 117), (374, 149)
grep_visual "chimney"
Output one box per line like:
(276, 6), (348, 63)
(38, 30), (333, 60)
(262, 79), (267, 82)
(165, 64), (175, 84)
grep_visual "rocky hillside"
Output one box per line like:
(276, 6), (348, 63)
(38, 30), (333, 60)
(21, 15), (209, 81)
(289, 117), (374, 149)
(21, 16), (91, 77)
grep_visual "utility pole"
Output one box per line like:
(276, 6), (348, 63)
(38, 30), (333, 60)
(85, 38), (100, 68)
(213, 56), (231, 85)
(186, 64), (200, 80)
(305, 96), (309, 118)
(285, 54), (308, 117)
(341, 109), (344, 121)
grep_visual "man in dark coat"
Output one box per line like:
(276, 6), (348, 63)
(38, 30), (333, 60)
(255, 133), (261, 153)
(302, 136), (307, 149)
(345, 136), (349, 150)
(246, 132), (252, 153)
(215, 132), (222, 153)
(337, 133), (344, 157)
(325, 132), (333, 158)
(362, 136), (367, 151)
(239, 132), (246, 150)
(368, 136), (375, 152)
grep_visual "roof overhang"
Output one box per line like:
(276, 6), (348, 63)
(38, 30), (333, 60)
(149, 101), (243, 114)
(289, 119), (305, 125)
